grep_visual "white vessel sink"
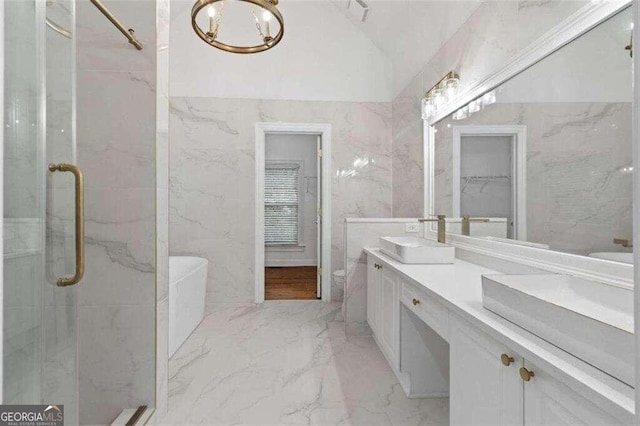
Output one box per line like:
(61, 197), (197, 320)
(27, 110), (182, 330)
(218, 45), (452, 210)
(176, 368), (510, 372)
(379, 236), (454, 264)
(482, 274), (634, 386)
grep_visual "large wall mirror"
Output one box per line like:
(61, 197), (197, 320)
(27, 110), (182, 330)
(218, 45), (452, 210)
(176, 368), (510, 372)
(430, 5), (632, 264)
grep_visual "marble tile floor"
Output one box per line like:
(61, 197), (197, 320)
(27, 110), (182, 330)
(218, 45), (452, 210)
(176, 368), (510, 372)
(159, 301), (448, 426)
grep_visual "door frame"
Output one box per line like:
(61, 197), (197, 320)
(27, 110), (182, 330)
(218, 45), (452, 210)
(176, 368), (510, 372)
(255, 123), (332, 303)
(452, 125), (527, 240)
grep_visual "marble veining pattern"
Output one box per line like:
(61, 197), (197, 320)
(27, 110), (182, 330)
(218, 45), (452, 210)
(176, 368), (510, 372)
(170, 97), (393, 304)
(76, 0), (158, 423)
(160, 301), (448, 425)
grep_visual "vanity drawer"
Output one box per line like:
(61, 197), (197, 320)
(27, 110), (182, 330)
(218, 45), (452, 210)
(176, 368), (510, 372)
(401, 280), (449, 340)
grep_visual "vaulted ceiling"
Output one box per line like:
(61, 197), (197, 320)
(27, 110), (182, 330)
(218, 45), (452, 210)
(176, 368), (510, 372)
(331, 0), (482, 96)
(170, 0), (481, 101)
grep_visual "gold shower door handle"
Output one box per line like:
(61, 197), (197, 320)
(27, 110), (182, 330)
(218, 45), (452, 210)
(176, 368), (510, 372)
(49, 163), (85, 287)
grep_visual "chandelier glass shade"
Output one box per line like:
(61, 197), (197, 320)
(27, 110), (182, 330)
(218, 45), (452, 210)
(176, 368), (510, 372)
(191, 0), (284, 54)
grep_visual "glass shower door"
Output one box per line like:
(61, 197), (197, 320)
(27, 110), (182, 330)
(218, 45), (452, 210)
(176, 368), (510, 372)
(4, 0), (78, 423)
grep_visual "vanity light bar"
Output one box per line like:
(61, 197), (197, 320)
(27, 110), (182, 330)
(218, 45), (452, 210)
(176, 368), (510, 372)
(422, 71), (460, 120)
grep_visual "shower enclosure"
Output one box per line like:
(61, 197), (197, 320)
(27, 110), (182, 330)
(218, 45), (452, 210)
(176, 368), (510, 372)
(3, 0), (159, 424)
(3, 0), (78, 421)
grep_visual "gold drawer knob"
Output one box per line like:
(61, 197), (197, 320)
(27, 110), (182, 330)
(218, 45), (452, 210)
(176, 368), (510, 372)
(500, 353), (515, 367)
(412, 298), (420, 306)
(519, 367), (535, 382)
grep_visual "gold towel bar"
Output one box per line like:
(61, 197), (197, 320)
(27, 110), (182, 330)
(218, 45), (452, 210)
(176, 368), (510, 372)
(90, 0), (144, 50)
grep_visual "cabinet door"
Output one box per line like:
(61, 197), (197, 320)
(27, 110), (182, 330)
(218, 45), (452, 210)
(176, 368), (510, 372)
(366, 256), (379, 335)
(523, 360), (628, 425)
(450, 316), (523, 426)
(379, 266), (399, 368)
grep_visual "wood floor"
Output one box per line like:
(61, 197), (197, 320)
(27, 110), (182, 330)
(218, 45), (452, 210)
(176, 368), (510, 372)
(265, 266), (319, 300)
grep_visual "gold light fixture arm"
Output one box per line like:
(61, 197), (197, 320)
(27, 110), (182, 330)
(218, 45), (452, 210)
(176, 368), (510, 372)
(89, 0), (143, 50)
(49, 163), (85, 287)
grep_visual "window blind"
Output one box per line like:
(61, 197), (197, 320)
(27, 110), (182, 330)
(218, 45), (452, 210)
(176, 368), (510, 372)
(265, 165), (300, 245)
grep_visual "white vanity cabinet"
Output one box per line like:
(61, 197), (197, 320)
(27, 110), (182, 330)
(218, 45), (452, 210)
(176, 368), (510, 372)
(450, 316), (523, 426)
(364, 251), (632, 425)
(366, 256), (400, 370)
(450, 315), (628, 426)
(379, 265), (400, 367)
(366, 256), (380, 334)
(523, 360), (626, 425)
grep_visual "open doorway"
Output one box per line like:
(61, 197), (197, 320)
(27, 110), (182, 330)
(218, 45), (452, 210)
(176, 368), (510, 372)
(452, 125), (527, 240)
(264, 133), (319, 300)
(255, 123), (332, 303)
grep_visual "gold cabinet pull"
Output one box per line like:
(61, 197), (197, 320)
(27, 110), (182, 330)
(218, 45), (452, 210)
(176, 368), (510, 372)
(412, 298), (420, 306)
(500, 353), (515, 367)
(49, 163), (85, 287)
(519, 367), (535, 382)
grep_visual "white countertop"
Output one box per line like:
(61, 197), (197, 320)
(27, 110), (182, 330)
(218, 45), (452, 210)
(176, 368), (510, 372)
(365, 248), (635, 421)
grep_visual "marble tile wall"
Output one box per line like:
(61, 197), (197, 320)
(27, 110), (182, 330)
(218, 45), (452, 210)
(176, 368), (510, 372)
(76, 0), (157, 424)
(391, 0), (588, 218)
(344, 219), (423, 336)
(169, 97), (392, 304)
(433, 102), (632, 256)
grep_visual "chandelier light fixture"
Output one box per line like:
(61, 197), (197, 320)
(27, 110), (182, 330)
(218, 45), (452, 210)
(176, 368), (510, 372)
(191, 0), (284, 54)
(421, 71), (460, 120)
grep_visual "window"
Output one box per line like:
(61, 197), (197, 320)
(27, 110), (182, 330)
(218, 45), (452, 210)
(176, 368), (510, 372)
(265, 163), (301, 245)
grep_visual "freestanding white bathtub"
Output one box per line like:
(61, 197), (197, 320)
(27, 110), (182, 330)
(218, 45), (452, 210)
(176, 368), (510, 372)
(169, 256), (208, 358)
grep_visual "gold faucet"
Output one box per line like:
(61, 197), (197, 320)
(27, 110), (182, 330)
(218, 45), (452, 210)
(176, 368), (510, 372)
(614, 238), (633, 248)
(461, 216), (490, 236)
(419, 215), (447, 243)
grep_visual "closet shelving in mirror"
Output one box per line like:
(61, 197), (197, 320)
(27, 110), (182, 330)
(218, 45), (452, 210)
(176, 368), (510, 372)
(461, 175), (511, 193)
